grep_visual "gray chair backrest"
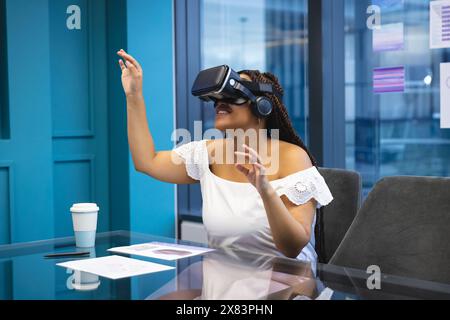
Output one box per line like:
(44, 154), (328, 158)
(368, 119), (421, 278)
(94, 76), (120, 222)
(318, 168), (362, 263)
(329, 176), (450, 284)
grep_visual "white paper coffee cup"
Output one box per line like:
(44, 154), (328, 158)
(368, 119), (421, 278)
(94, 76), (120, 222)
(70, 203), (99, 248)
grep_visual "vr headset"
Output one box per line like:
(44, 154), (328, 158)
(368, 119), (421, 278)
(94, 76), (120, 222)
(191, 65), (282, 118)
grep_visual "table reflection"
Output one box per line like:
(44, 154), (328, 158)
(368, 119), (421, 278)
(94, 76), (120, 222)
(66, 270), (101, 291)
(63, 248), (101, 292)
(152, 248), (320, 300)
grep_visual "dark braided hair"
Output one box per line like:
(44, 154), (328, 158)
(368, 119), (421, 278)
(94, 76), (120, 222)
(239, 70), (326, 263)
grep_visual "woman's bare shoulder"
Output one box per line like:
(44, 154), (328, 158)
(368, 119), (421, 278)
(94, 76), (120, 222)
(278, 140), (313, 177)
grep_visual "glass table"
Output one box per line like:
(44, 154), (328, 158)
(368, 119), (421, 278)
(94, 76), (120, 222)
(0, 231), (449, 300)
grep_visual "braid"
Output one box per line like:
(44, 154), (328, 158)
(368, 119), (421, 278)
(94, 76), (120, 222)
(240, 69), (326, 263)
(239, 70), (317, 166)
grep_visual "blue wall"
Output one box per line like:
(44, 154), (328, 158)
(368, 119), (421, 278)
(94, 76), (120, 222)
(127, 0), (176, 238)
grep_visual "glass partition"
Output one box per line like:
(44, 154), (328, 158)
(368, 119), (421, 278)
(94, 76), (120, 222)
(345, 0), (450, 195)
(201, 0), (309, 140)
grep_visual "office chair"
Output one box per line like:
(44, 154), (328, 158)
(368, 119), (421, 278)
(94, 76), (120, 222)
(317, 168), (362, 263)
(329, 176), (450, 284)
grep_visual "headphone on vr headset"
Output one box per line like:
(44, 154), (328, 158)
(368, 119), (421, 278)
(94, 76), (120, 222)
(231, 79), (276, 118)
(191, 65), (283, 119)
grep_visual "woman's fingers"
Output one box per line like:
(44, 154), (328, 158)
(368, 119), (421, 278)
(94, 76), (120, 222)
(118, 59), (126, 71)
(235, 151), (251, 162)
(117, 51), (131, 64)
(124, 60), (140, 76)
(250, 164), (259, 178)
(118, 54), (139, 76)
(243, 145), (263, 164)
(235, 151), (258, 164)
(253, 162), (266, 175)
(236, 147), (267, 184)
(117, 49), (142, 71)
(125, 60), (136, 70)
(235, 164), (250, 176)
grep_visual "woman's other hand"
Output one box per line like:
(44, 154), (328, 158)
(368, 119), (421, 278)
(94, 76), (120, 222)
(235, 144), (272, 195)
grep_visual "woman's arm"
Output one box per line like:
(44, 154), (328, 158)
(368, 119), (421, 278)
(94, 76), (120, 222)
(235, 144), (316, 258)
(260, 185), (316, 258)
(117, 50), (196, 184)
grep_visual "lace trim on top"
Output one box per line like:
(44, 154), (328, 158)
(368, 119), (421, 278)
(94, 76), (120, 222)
(274, 167), (334, 208)
(173, 140), (207, 180)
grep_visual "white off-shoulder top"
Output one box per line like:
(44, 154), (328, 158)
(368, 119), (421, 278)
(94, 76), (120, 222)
(174, 140), (334, 263)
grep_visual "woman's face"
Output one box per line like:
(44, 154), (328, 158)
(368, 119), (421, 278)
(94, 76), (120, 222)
(214, 74), (260, 131)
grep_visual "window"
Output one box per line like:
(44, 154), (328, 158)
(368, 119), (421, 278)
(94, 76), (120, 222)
(345, 0), (450, 195)
(201, 0), (309, 138)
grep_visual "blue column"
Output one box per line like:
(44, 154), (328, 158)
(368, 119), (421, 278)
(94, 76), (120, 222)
(126, 0), (176, 238)
(107, 0), (130, 233)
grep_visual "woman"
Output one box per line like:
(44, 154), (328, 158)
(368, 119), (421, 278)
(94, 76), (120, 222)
(117, 49), (333, 263)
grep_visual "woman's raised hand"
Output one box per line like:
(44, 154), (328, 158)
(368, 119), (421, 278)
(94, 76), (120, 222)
(117, 49), (143, 98)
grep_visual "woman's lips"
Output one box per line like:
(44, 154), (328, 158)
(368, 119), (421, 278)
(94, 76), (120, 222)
(215, 105), (232, 116)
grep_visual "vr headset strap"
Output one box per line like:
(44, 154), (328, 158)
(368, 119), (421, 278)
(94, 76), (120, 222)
(233, 82), (257, 103)
(241, 81), (283, 100)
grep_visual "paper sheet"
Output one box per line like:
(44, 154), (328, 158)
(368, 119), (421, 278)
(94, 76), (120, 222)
(430, 0), (450, 49)
(441, 63), (450, 129)
(373, 66), (405, 94)
(57, 255), (174, 280)
(108, 242), (215, 261)
(373, 23), (404, 52)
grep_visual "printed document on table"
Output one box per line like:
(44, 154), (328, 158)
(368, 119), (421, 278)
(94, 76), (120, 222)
(108, 242), (215, 261)
(57, 255), (174, 280)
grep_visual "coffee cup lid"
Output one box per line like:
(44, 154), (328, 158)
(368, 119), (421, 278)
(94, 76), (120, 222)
(70, 203), (100, 213)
